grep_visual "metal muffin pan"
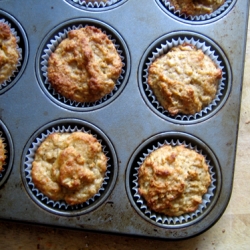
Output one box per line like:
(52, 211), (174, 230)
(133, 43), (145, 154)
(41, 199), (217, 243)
(0, 0), (249, 240)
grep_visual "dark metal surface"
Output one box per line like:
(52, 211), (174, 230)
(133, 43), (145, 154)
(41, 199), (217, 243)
(0, 0), (249, 239)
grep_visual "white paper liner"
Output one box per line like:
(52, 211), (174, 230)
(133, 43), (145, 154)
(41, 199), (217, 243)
(132, 139), (216, 225)
(40, 24), (125, 108)
(143, 36), (226, 121)
(72, 0), (120, 8)
(0, 19), (23, 90)
(161, 0), (234, 21)
(24, 125), (111, 211)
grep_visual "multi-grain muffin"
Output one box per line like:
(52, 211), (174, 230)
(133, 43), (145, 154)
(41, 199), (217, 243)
(168, 0), (225, 16)
(138, 145), (211, 216)
(31, 131), (107, 205)
(0, 138), (6, 172)
(148, 43), (222, 116)
(47, 26), (122, 103)
(0, 22), (19, 84)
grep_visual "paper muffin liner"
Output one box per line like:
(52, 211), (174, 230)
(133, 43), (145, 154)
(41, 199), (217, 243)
(0, 19), (23, 90)
(24, 125), (112, 212)
(131, 138), (217, 226)
(40, 24), (126, 109)
(71, 0), (121, 8)
(161, 0), (234, 21)
(143, 36), (227, 122)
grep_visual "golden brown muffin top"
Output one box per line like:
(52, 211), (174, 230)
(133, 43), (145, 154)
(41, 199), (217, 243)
(148, 43), (222, 115)
(0, 22), (19, 84)
(169, 0), (225, 16)
(31, 132), (107, 205)
(138, 145), (211, 216)
(47, 26), (122, 103)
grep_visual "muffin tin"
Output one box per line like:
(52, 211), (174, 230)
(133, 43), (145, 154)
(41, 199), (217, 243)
(0, 0), (249, 239)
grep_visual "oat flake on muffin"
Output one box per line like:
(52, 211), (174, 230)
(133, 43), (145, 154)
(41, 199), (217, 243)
(138, 145), (211, 217)
(0, 22), (19, 84)
(168, 0), (225, 16)
(148, 43), (222, 116)
(47, 26), (122, 103)
(31, 131), (107, 205)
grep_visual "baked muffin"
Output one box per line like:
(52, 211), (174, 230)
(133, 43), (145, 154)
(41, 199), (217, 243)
(31, 132), (107, 205)
(47, 26), (122, 103)
(0, 138), (6, 172)
(0, 22), (19, 84)
(168, 0), (225, 16)
(148, 43), (222, 115)
(138, 145), (211, 216)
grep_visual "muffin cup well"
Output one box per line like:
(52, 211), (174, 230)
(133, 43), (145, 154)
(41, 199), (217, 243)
(22, 119), (118, 216)
(139, 31), (231, 124)
(160, 0), (234, 22)
(126, 132), (221, 228)
(37, 19), (129, 111)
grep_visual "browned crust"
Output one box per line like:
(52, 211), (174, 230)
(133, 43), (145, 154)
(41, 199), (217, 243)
(168, 0), (225, 16)
(148, 43), (222, 115)
(138, 145), (211, 216)
(47, 26), (122, 103)
(0, 22), (19, 84)
(31, 132), (107, 205)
